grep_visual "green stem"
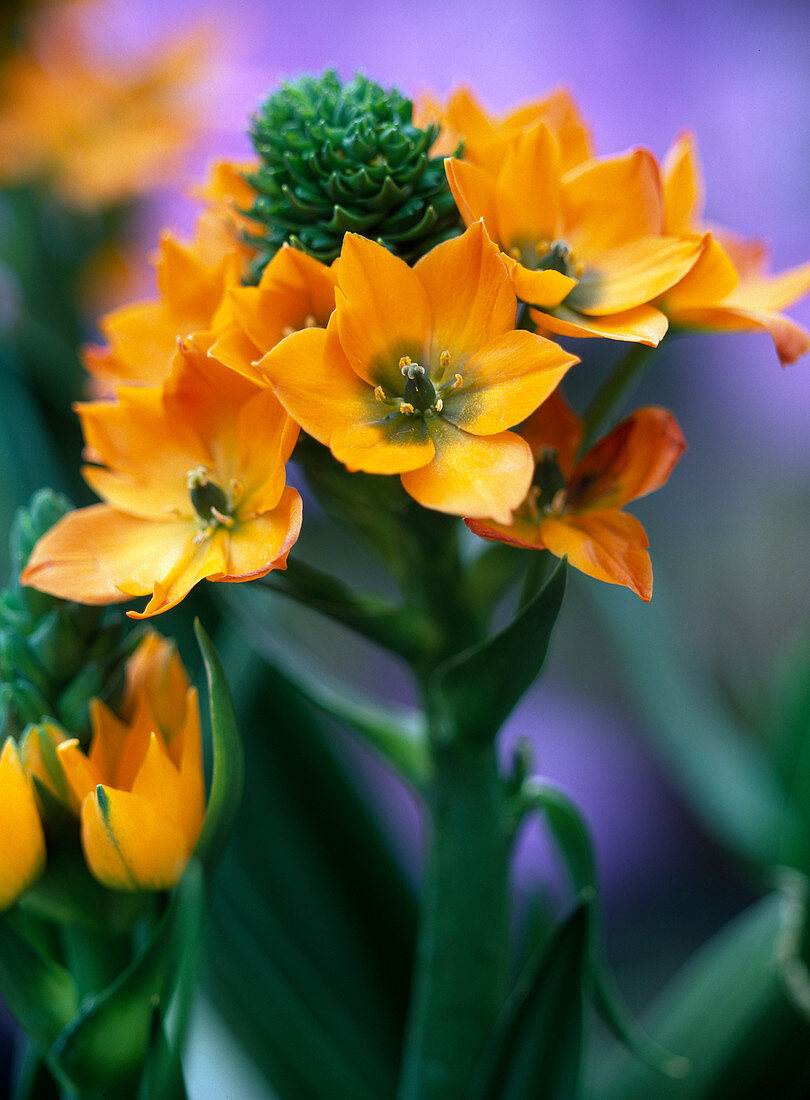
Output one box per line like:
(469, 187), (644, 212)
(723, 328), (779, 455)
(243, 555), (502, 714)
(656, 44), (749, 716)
(397, 737), (511, 1099)
(581, 342), (656, 450)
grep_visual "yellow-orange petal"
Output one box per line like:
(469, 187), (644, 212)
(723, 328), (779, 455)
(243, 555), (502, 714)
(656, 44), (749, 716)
(331, 416), (436, 475)
(21, 505), (215, 612)
(570, 408), (686, 511)
(400, 420), (532, 522)
(216, 486), (303, 579)
(445, 157), (501, 234)
(207, 322), (264, 386)
(19, 722), (71, 806)
(56, 738), (102, 812)
(172, 691), (206, 849)
(530, 303), (669, 346)
(670, 305), (810, 366)
(662, 236), (739, 311)
(81, 785), (190, 891)
(662, 131), (703, 235)
(234, 389), (299, 518)
(441, 330), (577, 436)
(335, 233), (431, 389)
(0, 738), (46, 910)
(539, 510), (653, 600)
(506, 259), (577, 308)
(127, 527), (230, 619)
(259, 322), (379, 447)
(518, 388), (582, 476)
(727, 260), (810, 313)
(94, 301), (178, 385)
(563, 150), (664, 256)
(414, 221), (516, 367)
(569, 235), (704, 315)
(495, 123), (562, 251)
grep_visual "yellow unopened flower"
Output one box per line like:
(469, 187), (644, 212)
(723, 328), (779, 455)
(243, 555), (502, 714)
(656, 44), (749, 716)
(56, 633), (205, 891)
(659, 132), (810, 365)
(0, 738), (47, 910)
(0, 5), (207, 207)
(22, 340), (302, 617)
(446, 124), (704, 345)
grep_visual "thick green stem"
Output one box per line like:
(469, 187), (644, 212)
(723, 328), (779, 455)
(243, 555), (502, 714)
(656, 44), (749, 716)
(581, 342), (656, 450)
(397, 737), (511, 1099)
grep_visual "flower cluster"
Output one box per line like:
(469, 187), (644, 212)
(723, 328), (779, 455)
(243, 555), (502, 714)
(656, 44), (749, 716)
(1, 631), (205, 907)
(21, 74), (810, 612)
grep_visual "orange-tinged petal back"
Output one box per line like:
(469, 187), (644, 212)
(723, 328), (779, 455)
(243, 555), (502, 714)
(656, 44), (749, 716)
(563, 149), (664, 256)
(530, 303), (669, 346)
(539, 510), (653, 600)
(569, 235), (704, 315)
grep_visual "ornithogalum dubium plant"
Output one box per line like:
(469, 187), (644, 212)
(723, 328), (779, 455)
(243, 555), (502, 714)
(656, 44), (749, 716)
(3, 42), (810, 1100)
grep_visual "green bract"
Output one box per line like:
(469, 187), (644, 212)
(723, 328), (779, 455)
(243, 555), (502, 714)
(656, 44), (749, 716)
(245, 70), (463, 276)
(0, 490), (137, 741)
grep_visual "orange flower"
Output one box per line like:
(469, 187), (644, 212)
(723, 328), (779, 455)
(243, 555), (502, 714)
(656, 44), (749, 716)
(0, 737), (47, 910)
(446, 123), (704, 345)
(210, 245), (339, 386)
(659, 132), (810, 365)
(55, 633), (205, 891)
(83, 225), (244, 390)
(415, 85), (593, 173)
(22, 340), (302, 617)
(466, 389), (686, 600)
(259, 222), (577, 522)
(0, 5), (208, 207)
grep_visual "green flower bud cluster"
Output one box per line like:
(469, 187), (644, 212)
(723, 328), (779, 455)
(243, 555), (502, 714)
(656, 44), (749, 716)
(0, 490), (138, 742)
(244, 70), (463, 278)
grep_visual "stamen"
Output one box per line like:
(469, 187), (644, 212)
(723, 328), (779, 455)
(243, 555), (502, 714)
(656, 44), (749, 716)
(439, 350), (451, 369)
(452, 373), (463, 389)
(374, 385), (386, 402)
(398, 355), (412, 370)
(399, 401), (416, 415)
(281, 324), (296, 338)
(435, 397), (444, 413)
(211, 507), (235, 528)
(303, 314), (317, 328)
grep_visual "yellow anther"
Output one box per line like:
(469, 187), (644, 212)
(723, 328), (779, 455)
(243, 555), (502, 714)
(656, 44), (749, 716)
(550, 488), (567, 514)
(229, 477), (243, 500)
(534, 238), (551, 257)
(374, 385), (386, 402)
(303, 314), (317, 328)
(435, 397), (444, 413)
(398, 355), (412, 370)
(508, 246), (522, 262)
(439, 350), (451, 369)
(281, 324), (296, 338)
(399, 401), (415, 415)
(574, 261), (585, 278)
(452, 373), (463, 390)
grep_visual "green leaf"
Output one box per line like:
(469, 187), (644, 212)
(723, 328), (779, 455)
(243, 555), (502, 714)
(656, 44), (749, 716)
(237, 624), (429, 787)
(591, 886), (810, 1100)
(471, 904), (589, 1100)
(50, 862), (204, 1097)
(517, 779), (683, 1078)
(429, 558), (566, 746)
(0, 914), (78, 1050)
(193, 620), (245, 873)
(135, 1008), (189, 1100)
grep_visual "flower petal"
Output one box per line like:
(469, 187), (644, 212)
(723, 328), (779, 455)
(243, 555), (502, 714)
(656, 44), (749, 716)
(568, 235), (704, 314)
(494, 123), (562, 251)
(216, 486), (303, 578)
(331, 415), (436, 475)
(539, 510), (653, 600)
(445, 157), (501, 233)
(0, 738), (46, 910)
(563, 149), (664, 255)
(662, 235), (739, 310)
(414, 221), (517, 366)
(570, 407), (686, 510)
(259, 322), (379, 447)
(81, 785), (190, 891)
(335, 233), (431, 388)
(400, 419), (532, 522)
(441, 329), (577, 435)
(530, 303), (669, 345)
(662, 131), (703, 234)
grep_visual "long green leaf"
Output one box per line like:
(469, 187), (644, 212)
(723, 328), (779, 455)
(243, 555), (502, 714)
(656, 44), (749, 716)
(0, 915), (78, 1050)
(193, 621), (245, 873)
(471, 905), (589, 1100)
(430, 558), (567, 746)
(591, 888), (810, 1100)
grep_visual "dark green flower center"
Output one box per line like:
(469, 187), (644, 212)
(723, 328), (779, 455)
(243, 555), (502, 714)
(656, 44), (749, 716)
(187, 467), (233, 527)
